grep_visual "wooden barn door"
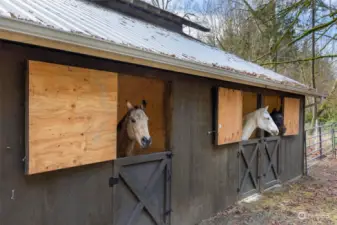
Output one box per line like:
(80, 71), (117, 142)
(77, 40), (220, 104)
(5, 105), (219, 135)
(238, 139), (261, 198)
(110, 152), (172, 225)
(238, 137), (282, 197)
(261, 136), (281, 190)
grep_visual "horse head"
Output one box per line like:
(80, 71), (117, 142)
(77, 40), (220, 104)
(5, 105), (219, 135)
(123, 100), (152, 149)
(270, 107), (287, 136)
(256, 106), (279, 136)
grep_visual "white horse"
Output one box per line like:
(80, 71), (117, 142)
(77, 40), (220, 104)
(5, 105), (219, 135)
(242, 106), (279, 140)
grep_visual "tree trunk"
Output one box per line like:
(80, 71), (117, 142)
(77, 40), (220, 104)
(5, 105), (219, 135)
(311, 0), (317, 129)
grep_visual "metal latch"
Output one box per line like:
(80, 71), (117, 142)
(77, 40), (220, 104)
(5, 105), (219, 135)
(164, 209), (172, 216)
(109, 177), (119, 187)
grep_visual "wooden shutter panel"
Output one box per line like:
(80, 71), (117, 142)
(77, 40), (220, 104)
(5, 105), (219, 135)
(217, 87), (243, 145)
(284, 97), (300, 136)
(26, 61), (118, 174)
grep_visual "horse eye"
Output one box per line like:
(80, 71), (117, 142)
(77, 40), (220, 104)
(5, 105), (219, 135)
(131, 118), (136, 123)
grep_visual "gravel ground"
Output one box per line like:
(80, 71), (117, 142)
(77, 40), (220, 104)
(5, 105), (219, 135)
(198, 155), (337, 225)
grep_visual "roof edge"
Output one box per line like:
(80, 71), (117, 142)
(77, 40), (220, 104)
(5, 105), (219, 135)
(0, 16), (325, 98)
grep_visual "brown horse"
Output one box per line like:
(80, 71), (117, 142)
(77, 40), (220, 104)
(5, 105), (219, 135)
(117, 100), (152, 157)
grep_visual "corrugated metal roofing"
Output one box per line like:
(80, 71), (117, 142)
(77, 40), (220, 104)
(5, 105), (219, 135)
(0, 0), (314, 92)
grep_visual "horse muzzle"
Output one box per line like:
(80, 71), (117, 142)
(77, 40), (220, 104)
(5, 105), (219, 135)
(141, 137), (152, 149)
(279, 127), (287, 136)
(271, 129), (279, 136)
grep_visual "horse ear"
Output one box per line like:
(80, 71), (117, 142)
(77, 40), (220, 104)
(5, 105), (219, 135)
(279, 106), (283, 113)
(126, 101), (134, 110)
(264, 105), (269, 111)
(141, 99), (147, 109)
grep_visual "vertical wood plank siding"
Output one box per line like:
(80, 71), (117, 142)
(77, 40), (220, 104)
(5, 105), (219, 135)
(0, 41), (305, 225)
(171, 80), (239, 225)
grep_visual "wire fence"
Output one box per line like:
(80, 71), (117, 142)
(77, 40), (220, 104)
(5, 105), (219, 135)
(305, 123), (337, 173)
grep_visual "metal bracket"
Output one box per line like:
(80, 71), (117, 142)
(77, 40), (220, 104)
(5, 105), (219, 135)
(166, 152), (173, 159)
(164, 209), (172, 216)
(167, 170), (172, 182)
(109, 177), (119, 187)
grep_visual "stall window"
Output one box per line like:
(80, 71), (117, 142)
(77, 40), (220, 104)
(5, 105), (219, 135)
(264, 95), (282, 113)
(26, 61), (118, 175)
(284, 97), (300, 136)
(118, 74), (166, 156)
(243, 91), (258, 139)
(216, 87), (243, 145)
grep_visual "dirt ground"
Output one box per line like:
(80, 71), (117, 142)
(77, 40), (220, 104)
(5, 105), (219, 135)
(198, 155), (337, 225)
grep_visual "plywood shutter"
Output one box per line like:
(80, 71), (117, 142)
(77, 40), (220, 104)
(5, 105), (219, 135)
(27, 61), (118, 175)
(217, 87), (243, 145)
(284, 97), (300, 136)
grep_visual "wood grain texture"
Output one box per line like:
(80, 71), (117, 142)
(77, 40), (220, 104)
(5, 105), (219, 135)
(118, 74), (166, 155)
(284, 97), (300, 136)
(264, 95), (281, 113)
(243, 91), (257, 139)
(27, 61), (118, 174)
(217, 87), (243, 145)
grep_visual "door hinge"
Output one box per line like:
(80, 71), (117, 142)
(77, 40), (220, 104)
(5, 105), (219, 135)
(164, 209), (172, 216)
(167, 170), (172, 182)
(166, 152), (173, 159)
(109, 177), (119, 187)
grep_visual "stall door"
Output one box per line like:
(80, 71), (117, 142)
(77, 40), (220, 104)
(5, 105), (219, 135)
(110, 152), (172, 225)
(238, 139), (261, 198)
(238, 137), (282, 198)
(261, 136), (281, 190)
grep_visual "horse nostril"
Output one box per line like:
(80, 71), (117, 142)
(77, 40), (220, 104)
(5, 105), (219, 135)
(141, 137), (152, 146)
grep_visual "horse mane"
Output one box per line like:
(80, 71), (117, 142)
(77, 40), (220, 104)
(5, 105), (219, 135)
(243, 109), (258, 123)
(117, 112), (129, 131)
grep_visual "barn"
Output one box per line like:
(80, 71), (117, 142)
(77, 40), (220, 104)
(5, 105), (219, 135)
(0, 0), (324, 225)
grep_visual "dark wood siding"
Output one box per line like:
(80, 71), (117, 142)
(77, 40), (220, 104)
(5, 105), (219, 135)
(0, 40), (305, 225)
(170, 79), (239, 225)
(0, 44), (113, 225)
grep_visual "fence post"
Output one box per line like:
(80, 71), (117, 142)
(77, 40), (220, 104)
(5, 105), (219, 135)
(332, 128), (336, 159)
(304, 130), (308, 176)
(319, 126), (322, 158)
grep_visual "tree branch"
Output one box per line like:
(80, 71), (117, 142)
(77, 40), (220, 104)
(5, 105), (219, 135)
(241, 0), (264, 34)
(317, 79), (337, 117)
(261, 54), (337, 65)
(288, 17), (337, 46)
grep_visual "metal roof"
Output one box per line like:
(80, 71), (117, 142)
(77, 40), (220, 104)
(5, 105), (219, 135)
(89, 0), (211, 32)
(0, 0), (323, 96)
